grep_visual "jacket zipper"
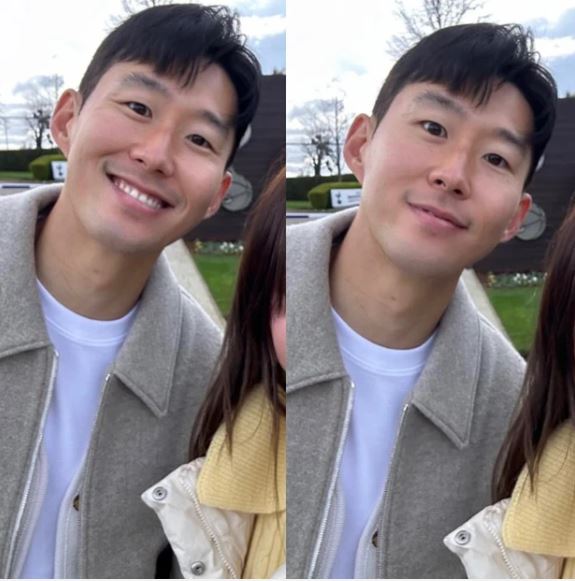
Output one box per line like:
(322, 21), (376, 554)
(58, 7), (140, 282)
(483, 515), (521, 578)
(376, 402), (409, 578)
(308, 380), (355, 578)
(4, 350), (59, 578)
(75, 372), (112, 578)
(179, 468), (239, 578)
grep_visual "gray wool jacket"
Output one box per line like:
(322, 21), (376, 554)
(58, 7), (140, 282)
(0, 186), (222, 578)
(287, 209), (526, 579)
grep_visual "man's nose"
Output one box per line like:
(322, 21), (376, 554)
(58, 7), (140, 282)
(428, 149), (470, 198)
(129, 127), (175, 176)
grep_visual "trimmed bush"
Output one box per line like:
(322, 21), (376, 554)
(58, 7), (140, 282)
(287, 173), (357, 201)
(307, 181), (361, 210)
(0, 148), (61, 172)
(29, 154), (67, 180)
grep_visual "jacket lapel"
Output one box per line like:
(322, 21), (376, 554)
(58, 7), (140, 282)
(410, 282), (482, 449)
(109, 254), (183, 418)
(0, 186), (61, 359)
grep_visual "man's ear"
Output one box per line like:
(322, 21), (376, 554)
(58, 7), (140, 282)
(50, 89), (82, 157)
(343, 114), (373, 185)
(204, 171), (232, 219)
(500, 193), (532, 242)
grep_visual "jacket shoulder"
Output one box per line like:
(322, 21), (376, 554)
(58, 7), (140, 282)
(444, 499), (564, 578)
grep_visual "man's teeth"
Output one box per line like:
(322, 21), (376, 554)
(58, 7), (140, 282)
(115, 178), (163, 210)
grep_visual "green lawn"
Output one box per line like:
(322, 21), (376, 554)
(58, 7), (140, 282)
(0, 171), (34, 180)
(487, 286), (542, 356)
(193, 254), (241, 318)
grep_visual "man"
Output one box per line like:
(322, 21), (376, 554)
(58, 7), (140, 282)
(0, 4), (260, 578)
(287, 23), (557, 578)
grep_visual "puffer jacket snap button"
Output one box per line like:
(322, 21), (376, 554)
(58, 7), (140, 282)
(190, 561), (206, 575)
(454, 529), (471, 545)
(151, 486), (167, 501)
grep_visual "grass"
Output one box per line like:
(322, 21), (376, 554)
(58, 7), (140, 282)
(193, 253), (241, 318)
(0, 171), (34, 180)
(487, 285), (542, 356)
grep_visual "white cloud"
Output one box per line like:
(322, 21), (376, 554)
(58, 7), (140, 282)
(536, 36), (575, 59)
(241, 14), (286, 39)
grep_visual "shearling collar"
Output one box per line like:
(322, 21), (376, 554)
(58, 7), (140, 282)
(197, 386), (286, 514)
(286, 209), (483, 449)
(0, 185), (183, 418)
(503, 422), (575, 557)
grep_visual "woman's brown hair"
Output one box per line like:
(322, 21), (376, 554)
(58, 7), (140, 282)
(493, 204), (575, 500)
(189, 164), (286, 459)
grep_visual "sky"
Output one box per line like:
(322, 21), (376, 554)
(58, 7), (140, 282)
(0, 0), (285, 149)
(287, 0), (575, 175)
(2, 0), (575, 171)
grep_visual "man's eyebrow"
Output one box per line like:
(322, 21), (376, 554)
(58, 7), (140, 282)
(119, 72), (234, 137)
(492, 127), (530, 154)
(414, 90), (467, 116)
(415, 89), (530, 154)
(199, 109), (234, 137)
(120, 72), (172, 97)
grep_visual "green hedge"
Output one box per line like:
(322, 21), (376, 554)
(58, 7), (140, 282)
(29, 154), (67, 180)
(308, 181), (361, 210)
(0, 148), (61, 171)
(287, 173), (357, 201)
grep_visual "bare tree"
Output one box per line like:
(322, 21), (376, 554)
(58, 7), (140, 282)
(14, 74), (64, 150)
(0, 104), (9, 150)
(291, 97), (351, 178)
(388, 0), (487, 58)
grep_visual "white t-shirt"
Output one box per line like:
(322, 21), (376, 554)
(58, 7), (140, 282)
(20, 281), (138, 579)
(329, 308), (435, 579)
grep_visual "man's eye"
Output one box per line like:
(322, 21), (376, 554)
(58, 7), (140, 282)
(485, 153), (509, 169)
(188, 134), (212, 149)
(126, 102), (151, 117)
(422, 121), (446, 137)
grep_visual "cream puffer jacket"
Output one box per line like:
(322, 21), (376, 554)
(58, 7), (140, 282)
(445, 422), (575, 579)
(444, 499), (563, 578)
(143, 457), (244, 578)
(142, 458), (285, 579)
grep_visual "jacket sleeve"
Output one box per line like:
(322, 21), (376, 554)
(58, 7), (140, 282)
(443, 499), (563, 578)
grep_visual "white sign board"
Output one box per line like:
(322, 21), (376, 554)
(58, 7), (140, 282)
(330, 188), (361, 208)
(51, 161), (68, 181)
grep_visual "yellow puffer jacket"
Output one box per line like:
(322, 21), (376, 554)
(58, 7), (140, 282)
(143, 387), (285, 579)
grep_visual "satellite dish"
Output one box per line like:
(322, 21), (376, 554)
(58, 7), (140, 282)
(516, 203), (546, 241)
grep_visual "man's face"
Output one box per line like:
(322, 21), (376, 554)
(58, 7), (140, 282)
(344, 81), (533, 278)
(51, 61), (236, 256)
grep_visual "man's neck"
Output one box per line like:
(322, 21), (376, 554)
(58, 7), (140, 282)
(35, 198), (157, 321)
(330, 215), (460, 350)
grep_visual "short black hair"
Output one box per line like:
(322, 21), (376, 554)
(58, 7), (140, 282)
(79, 3), (261, 165)
(372, 23), (557, 186)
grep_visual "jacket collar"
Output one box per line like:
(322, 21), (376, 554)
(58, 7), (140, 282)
(0, 185), (182, 418)
(503, 422), (575, 557)
(197, 387), (286, 514)
(287, 209), (482, 449)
